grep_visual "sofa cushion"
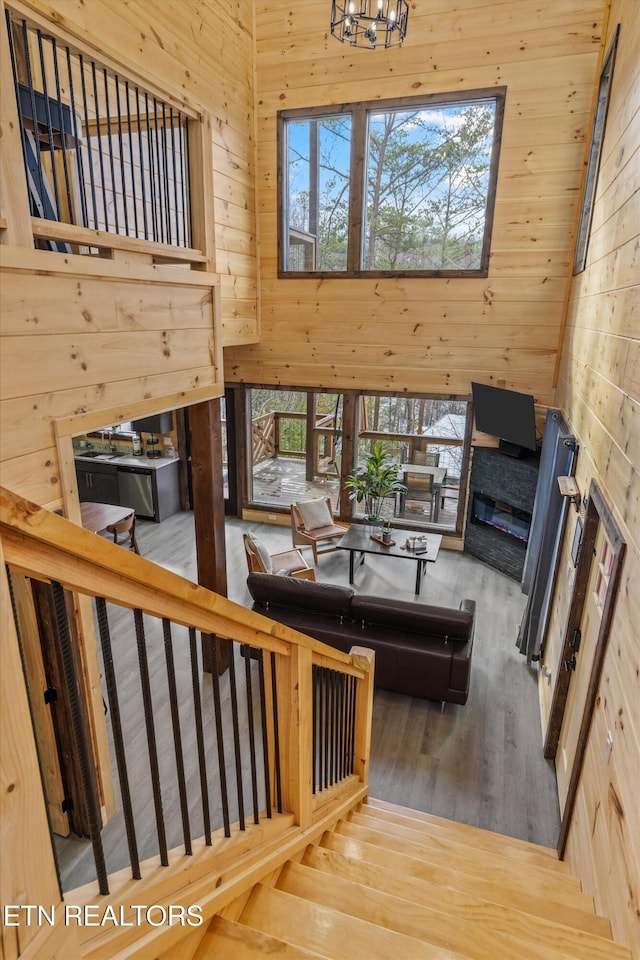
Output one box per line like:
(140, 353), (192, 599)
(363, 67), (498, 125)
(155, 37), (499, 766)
(246, 533), (273, 573)
(350, 595), (473, 641)
(296, 497), (333, 531)
(247, 573), (354, 619)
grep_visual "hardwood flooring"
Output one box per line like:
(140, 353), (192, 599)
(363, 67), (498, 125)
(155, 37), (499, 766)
(55, 510), (560, 892)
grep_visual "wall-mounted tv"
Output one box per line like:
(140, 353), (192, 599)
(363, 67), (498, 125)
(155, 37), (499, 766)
(471, 382), (537, 457)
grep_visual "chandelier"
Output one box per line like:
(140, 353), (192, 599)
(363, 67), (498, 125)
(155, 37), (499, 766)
(330, 0), (409, 49)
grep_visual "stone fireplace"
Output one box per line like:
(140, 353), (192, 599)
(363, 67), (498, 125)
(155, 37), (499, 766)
(464, 447), (539, 581)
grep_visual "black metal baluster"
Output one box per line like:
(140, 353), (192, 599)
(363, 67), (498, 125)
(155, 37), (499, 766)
(91, 61), (109, 231)
(242, 646), (260, 824)
(102, 68), (119, 234)
(312, 664), (318, 795)
(66, 46), (88, 228)
(50, 37), (74, 225)
(338, 673), (345, 780)
(208, 637), (231, 837)
(321, 668), (328, 790)
(133, 608), (168, 865)
(36, 30), (63, 220)
(270, 652), (282, 813)
(162, 619), (191, 855)
(227, 644), (246, 830)
(256, 650), (272, 818)
(144, 92), (158, 241)
(21, 20), (48, 218)
(183, 117), (192, 246)
(79, 55), (99, 229)
(95, 598), (140, 879)
(135, 87), (149, 239)
(169, 106), (180, 246)
(51, 583), (109, 894)
(152, 97), (165, 243)
(5, 15), (33, 218)
(161, 101), (171, 244)
(125, 81), (139, 237)
(114, 75), (130, 236)
(188, 627), (211, 844)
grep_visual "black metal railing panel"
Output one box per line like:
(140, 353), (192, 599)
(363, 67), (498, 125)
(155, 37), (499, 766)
(5, 9), (192, 249)
(312, 665), (357, 795)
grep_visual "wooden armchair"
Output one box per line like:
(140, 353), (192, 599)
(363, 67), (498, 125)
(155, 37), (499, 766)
(290, 497), (348, 563)
(243, 533), (315, 580)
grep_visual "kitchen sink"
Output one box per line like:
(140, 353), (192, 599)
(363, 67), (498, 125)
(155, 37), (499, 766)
(77, 451), (119, 460)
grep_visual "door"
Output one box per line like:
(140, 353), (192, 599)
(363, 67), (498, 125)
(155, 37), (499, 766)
(555, 524), (608, 811)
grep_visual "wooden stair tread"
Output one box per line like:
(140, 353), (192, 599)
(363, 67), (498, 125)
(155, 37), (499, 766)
(364, 797), (564, 868)
(321, 831), (611, 938)
(241, 882), (470, 960)
(299, 846), (625, 960)
(197, 915), (328, 959)
(350, 810), (576, 882)
(336, 820), (595, 913)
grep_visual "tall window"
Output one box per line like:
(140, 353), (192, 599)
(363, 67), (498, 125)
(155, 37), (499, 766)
(279, 88), (505, 278)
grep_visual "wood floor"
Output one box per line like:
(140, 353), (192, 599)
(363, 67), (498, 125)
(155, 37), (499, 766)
(55, 509), (560, 892)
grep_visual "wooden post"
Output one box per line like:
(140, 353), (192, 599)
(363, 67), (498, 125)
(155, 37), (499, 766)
(0, 547), (80, 959)
(275, 645), (313, 829)
(350, 647), (375, 788)
(305, 391), (315, 481)
(0, 3), (33, 249)
(189, 398), (229, 674)
(338, 391), (358, 522)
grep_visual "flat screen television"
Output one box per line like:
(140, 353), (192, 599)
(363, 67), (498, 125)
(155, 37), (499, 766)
(471, 382), (537, 456)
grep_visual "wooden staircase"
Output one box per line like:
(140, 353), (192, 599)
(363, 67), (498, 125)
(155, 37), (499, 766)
(195, 797), (631, 960)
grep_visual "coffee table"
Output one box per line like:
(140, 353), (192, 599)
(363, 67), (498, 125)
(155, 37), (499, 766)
(336, 525), (442, 595)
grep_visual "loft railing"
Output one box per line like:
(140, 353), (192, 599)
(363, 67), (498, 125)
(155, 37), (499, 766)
(4, 7), (200, 261)
(1, 486), (373, 946)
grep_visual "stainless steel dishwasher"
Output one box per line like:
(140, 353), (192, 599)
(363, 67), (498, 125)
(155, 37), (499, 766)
(117, 466), (154, 519)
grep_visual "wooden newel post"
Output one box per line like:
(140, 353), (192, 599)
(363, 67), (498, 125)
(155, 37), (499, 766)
(350, 647), (375, 789)
(275, 645), (313, 830)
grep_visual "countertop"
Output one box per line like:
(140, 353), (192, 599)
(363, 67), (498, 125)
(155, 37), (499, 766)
(74, 452), (180, 470)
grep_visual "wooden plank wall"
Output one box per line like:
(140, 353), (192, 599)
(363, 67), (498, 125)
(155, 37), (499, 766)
(0, 0), (260, 510)
(547, 0), (640, 954)
(224, 0), (606, 403)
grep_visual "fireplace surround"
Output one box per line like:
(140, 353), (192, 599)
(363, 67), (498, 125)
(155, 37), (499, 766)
(465, 447), (539, 581)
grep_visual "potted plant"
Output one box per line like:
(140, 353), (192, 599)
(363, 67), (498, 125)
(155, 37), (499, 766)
(344, 440), (406, 524)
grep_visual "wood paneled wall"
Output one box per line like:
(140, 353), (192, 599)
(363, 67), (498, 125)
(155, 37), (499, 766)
(224, 0), (605, 404)
(0, 0), (259, 509)
(547, 1), (640, 953)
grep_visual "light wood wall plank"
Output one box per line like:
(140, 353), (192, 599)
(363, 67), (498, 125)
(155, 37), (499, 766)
(551, 1), (640, 954)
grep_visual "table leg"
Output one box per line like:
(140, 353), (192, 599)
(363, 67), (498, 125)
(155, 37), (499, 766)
(415, 558), (425, 595)
(349, 549), (355, 584)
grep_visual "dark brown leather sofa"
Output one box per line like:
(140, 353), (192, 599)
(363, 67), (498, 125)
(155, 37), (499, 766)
(247, 573), (476, 705)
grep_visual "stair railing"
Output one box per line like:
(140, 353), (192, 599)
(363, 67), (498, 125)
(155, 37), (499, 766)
(1, 486), (374, 957)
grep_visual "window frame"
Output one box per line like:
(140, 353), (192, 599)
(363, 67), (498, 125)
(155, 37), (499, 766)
(277, 87), (506, 280)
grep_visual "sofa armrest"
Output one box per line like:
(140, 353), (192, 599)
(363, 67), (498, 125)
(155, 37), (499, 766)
(449, 599), (476, 694)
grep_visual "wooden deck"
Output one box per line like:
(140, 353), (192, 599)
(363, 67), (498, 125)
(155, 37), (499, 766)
(251, 456), (460, 530)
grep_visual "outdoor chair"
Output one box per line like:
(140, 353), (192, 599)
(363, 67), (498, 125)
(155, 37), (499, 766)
(399, 471), (436, 522)
(290, 497), (348, 563)
(243, 532), (315, 580)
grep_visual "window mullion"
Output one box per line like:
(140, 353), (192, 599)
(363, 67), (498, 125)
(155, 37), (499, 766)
(347, 107), (366, 274)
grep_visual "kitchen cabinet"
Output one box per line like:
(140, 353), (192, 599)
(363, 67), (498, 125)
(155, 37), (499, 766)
(75, 460), (119, 504)
(131, 412), (173, 435)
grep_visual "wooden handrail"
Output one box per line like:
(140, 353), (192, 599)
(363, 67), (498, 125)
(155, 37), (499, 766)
(0, 486), (359, 672)
(31, 218), (207, 264)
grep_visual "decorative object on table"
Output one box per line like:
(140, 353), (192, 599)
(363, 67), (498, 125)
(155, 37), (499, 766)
(330, 0), (409, 50)
(370, 531), (396, 546)
(344, 440), (406, 523)
(402, 535), (428, 552)
(290, 497), (348, 563)
(381, 520), (392, 544)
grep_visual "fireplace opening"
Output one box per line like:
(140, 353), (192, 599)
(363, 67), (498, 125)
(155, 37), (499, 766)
(471, 492), (532, 544)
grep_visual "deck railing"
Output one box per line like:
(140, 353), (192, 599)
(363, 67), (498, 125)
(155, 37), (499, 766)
(1, 486), (373, 957)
